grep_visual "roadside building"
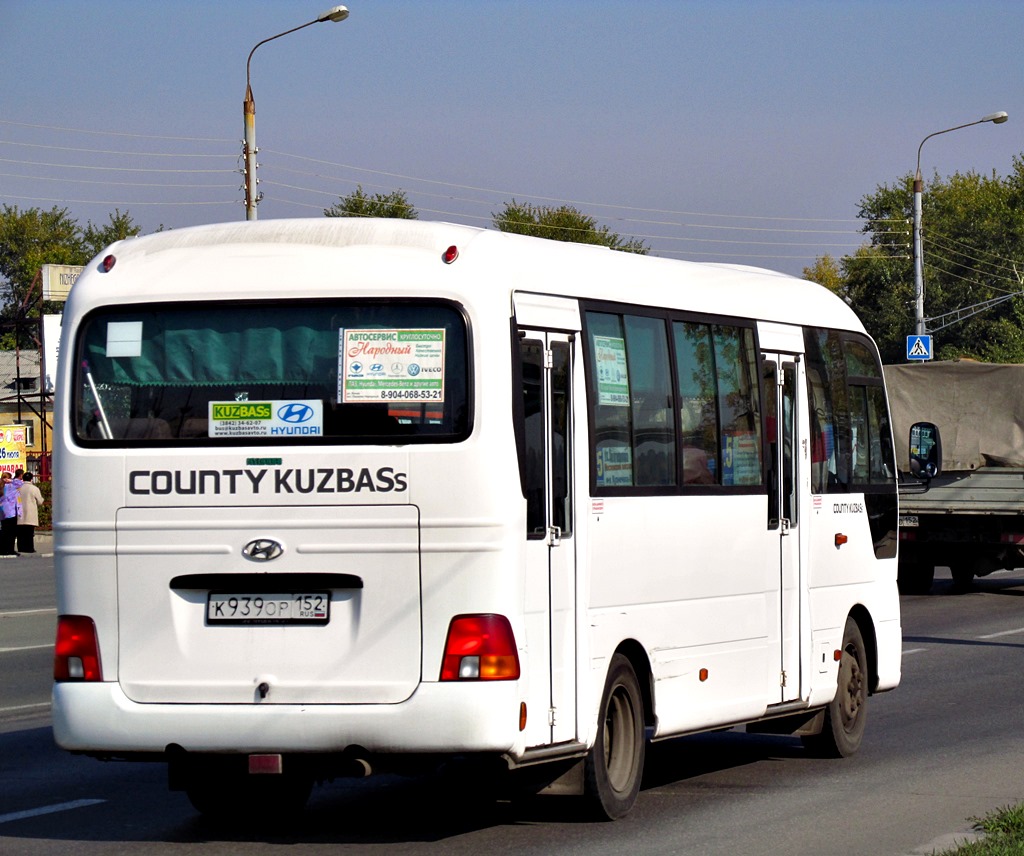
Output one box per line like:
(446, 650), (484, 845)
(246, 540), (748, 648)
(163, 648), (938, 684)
(0, 349), (51, 475)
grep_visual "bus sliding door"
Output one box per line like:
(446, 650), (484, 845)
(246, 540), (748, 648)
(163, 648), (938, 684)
(763, 353), (803, 704)
(520, 329), (577, 746)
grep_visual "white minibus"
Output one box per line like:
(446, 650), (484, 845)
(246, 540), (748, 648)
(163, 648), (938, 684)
(53, 218), (903, 820)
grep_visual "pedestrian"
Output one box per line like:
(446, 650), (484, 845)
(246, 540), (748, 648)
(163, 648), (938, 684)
(0, 470), (22, 556)
(0, 473), (11, 556)
(17, 472), (43, 554)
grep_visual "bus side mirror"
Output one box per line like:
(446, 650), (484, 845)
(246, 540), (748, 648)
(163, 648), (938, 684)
(908, 422), (941, 481)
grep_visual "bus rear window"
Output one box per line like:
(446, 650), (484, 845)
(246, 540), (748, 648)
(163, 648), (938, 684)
(73, 300), (470, 445)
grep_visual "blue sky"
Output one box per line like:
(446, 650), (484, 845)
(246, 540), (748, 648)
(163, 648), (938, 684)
(3, 0), (1022, 276)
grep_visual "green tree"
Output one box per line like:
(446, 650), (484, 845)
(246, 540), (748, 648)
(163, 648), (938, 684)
(324, 186), (417, 219)
(840, 245), (916, 364)
(813, 158), (1024, 363)
(0, 205), (82, 310)
(82, 209), (143, 258)
(492, 200), (649, 254)
(0, 205), (141, 347)
(803, 253), (844, 295)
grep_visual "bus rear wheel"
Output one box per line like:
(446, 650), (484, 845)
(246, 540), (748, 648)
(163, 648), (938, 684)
(803, 617), (867, 758)
(584, 654), (645, 820)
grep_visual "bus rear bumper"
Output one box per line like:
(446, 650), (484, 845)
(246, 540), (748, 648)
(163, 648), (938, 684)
(53, 681), (526, 758)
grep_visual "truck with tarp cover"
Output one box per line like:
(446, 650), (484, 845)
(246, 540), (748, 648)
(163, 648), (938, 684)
(886, 360), (1024, 592)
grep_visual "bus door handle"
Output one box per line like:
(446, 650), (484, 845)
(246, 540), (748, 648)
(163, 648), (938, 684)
(781, 518), (792, 536)
(548, 526), (562, 547)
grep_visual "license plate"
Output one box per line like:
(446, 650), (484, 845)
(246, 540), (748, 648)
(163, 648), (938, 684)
(899, 515), (919, 528)
(206, 592), (330, 625)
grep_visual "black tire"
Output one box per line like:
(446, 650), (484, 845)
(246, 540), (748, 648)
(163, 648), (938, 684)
(584, 654), (645, 820)
(803, 618), (867, 758)
(185, 766), (313, 822)
(950, 563), (976, 590)
(897, 557), (934, 595)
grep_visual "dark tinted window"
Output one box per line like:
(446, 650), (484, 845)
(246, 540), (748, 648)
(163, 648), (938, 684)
(587, 308), (761, 491)
(804, 328), (894, 492)
(74, 301), (469, 445)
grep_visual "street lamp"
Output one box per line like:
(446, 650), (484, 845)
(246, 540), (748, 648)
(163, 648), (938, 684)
(243, 5), (350, 221)
(913, 111), (1008, 335)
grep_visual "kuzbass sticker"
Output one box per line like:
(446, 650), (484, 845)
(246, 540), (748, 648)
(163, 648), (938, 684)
(339, 329), (445, 403)
(208, 400), (324, 437)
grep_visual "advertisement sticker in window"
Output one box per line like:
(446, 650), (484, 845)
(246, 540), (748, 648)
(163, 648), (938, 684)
(594, 336), (630, 407)
(339, 329), (445, 403)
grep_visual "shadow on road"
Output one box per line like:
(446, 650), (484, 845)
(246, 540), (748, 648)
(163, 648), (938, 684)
(0, 725), (815, 846)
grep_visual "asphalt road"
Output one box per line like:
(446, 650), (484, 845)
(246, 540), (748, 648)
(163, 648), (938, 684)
(2, 551), (1024, 855)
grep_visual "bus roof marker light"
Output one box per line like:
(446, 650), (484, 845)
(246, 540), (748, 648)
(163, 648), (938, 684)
(100, 254), (116, 273)
(442, 245), (459, 264)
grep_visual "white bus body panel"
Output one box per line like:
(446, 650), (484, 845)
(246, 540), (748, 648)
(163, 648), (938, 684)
(115, 503), (419, 705)
(586, 494), (776, 735)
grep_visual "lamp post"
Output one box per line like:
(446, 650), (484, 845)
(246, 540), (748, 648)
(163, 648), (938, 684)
(913, 111), (1008, 335)
(244, 5), (350, 221)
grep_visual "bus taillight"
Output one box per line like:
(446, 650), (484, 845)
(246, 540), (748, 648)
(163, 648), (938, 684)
(440, 614), (520, 681)
(54, 615), (102, 681)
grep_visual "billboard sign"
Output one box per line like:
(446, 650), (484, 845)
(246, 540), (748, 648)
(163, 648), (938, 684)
(41, 264), (83, 301)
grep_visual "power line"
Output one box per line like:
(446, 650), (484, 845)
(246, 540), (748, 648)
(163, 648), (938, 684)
(1, 117), (882, 260)
(0, 119), (234, 144)
(1, 194), (237, 208)
(0, 139), (235, 160)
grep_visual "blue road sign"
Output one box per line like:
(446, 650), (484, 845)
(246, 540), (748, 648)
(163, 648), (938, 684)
(907, 335), (932, 360)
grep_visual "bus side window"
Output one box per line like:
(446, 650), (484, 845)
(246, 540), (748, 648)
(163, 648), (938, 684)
(587, 312), (635, 488)
(673, 321), (718, 485)
(622, 315), (675, 487)
(520, 339), (546, 538)
(804, 328), (846, 493)
(714, 325), (763, 487)
(550, 340), (572, 536)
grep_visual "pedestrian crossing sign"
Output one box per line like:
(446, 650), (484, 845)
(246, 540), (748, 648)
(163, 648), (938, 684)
(906, 335), (932, 361)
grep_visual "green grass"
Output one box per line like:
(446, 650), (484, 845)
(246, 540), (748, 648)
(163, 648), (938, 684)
(938, 805), (1024, 855)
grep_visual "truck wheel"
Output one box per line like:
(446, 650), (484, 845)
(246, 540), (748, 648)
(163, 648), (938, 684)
(584, 654), (645, 820)
(803, 618), (867, 758)
(950, 564), (975, 590)
(897, 558), (934, 595)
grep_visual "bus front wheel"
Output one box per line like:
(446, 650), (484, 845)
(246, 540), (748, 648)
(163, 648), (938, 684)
(583, 653), (645, 820)
(803, 617), (868, 758)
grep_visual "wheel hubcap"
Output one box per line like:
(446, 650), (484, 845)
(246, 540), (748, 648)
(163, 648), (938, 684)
(604, 685), (637, 794)
(838, 645), (864, 730)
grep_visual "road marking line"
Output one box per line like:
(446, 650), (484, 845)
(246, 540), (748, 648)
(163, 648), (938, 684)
(0, 702), (50, 715)
(902, 647), (927, 655)
(978, 627), (1024, 640)
(0, 644), (53, 654)
(0, 799), (106, 825)
(0, 608), (57, 617)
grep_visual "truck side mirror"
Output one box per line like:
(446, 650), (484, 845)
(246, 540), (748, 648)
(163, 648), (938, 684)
(908, 422), (941, 481)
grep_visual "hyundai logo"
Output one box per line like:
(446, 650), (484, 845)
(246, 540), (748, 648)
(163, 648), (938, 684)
(242, 539), (284, 561)
(277, 403), (315, 424)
